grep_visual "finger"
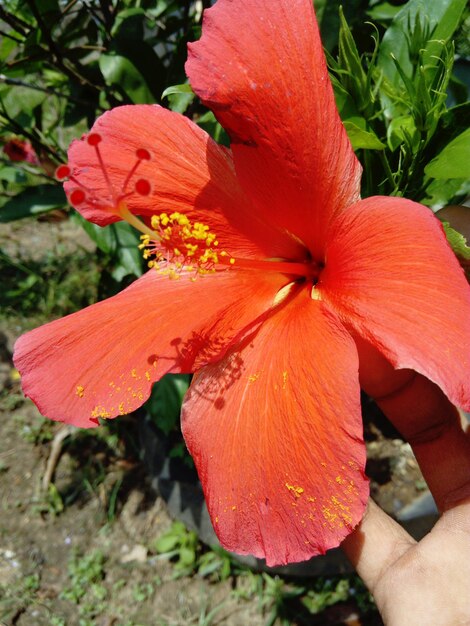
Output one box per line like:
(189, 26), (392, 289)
(356, 336), (470, 511)
(341, 499), (415, 593)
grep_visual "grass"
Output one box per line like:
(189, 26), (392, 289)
(0, 245), (101, 327)
(0, 249), (99, 318)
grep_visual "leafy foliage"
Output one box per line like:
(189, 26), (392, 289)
(0, 0), (207, 231)
(328, 0), (470, 206)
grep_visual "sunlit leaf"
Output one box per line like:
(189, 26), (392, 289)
(387, 115), (418, 152)
(73, 212), (143, 279)
(343, 121), (386, 150)
(161, 83), (194, 99)
(0, 185), (66, 222)
(442, 222), (470, 261)
(378, 0), (467, 85)
(110, 222), (143, 281)
(425, 129), (470, 180)
(162, 83), (195, 113)
(424, 178), (470, 210)
(0, 166), (27, 184)
(366, 2), (401, 22)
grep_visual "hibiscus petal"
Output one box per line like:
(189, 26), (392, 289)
(65, 105), (297, 259)
(182, 288), (368, 566)
(186, 0), (362, 258)
(321, 196), (470, 410)
(14, 269), (287, 428)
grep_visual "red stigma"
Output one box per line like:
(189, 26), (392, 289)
(87, 133), (102, 146)
(56, 164), (71, 180)
(136, 148), (151, 161)
(67, 133), (152, 213)
(70, 189), (86, 205)
(135, 179), (151, 196)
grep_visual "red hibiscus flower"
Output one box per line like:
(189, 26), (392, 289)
(3, 137), (38, 164)
(13, 0), (470, 566)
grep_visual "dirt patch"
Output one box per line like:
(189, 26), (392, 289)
(0, 374), (267, 625)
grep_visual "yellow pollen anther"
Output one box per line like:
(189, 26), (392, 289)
(121, 208), (324, 282)
(137, 211), (223, 278)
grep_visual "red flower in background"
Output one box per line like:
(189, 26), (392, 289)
(3, 138), (38, 164)
(14, 0), (470, 565)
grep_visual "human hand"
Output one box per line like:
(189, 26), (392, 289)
(342, 338), (470, 626)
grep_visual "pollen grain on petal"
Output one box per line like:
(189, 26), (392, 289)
(282, 371), (288, 389)
(248, 372), (261, 384)
(76, 385), (85, 398)
(285, 483), (304, 498)
(91, 405), (111, 419)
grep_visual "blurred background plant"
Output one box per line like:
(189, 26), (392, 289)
(0, 0), (469, 623)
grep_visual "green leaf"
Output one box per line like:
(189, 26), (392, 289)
(423, 178), (469, 209)
(72, 213), (116, 255)
(153, 534), (180, 554)
(318, 0), (365, 52)
(387, 115), (418, 152)
(0, 185), (66, 222)
(378, 0), (467, 85)
(161, 83), (194, 99)
(162, 83), (195, 113)
(424, 129), (470, 180)
(0, 81), (47, 123)
(110, 222), (143, 281)
(0, 34), (18, 62)
(146, 0), (179, 19)
(429, 102), (470, 155)
(337, 7), (367, 93)
(109, 10), (166, 102)
(442, 222), (470, 260)
(343, 121), (385, 150)
(72, 213), (143, 279)
(366, 2), (402, 22)
(179, 547), (196, 567)
(146, 374), (190, 436)
(196, 111), (230, 146)
(0, 166), (27, 184)
(110, 7), (147, 38)
(99, 54), (154, 104)
(313, 0), (327, 23)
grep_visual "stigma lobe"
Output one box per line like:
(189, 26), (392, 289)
(56, 132), (153, 215)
